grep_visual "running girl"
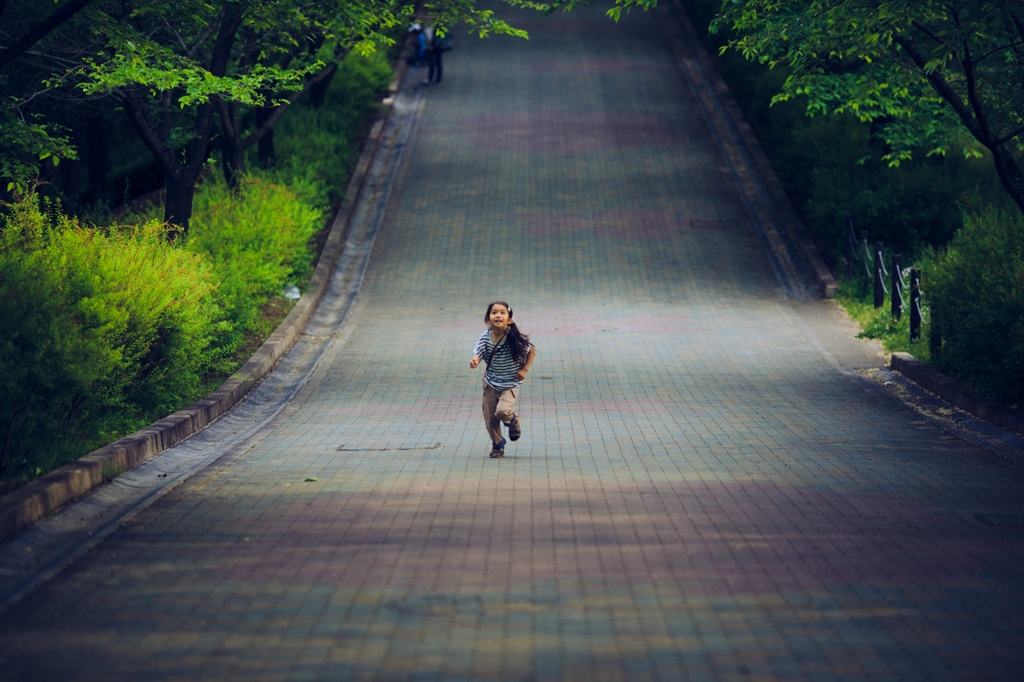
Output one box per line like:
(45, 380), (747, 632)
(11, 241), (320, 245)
(469, 301), (536, 458)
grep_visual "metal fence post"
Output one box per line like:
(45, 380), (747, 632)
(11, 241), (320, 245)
(891, 254), (902, 320)
(873, 241), (885, 309)
(909, 268), (921, 343)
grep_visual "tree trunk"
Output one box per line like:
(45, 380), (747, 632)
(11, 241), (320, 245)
(163, 168), (196, 238)
(85, 118), (110, 199)
(115, 2), (245, 235)
(221, 135), (244, 187)
(57, 125), (85, 201)
(219, 100), (245, 187)
(308, 63), (338, 108)
(991, 143), (1024, 216)
(255, 105), (275, 167)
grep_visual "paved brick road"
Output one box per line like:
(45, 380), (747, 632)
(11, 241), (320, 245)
(3, 5), (1024, 681)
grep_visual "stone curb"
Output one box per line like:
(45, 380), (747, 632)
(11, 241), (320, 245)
(0, 62), (409, 544)
(665, 0), (838, 298)
(890, 352), (1024, 435)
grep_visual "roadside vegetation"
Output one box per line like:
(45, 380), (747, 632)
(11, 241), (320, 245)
(684, 0), (1024, 410)
(0, 0), (543, 495)
(0, 52), (391, 495)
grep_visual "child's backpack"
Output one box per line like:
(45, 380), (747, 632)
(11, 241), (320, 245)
(434, 34), (453, 52)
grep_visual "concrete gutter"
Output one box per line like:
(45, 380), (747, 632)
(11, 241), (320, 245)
(661, 0), (838, 299)
(0, 62), (409, 544)
(891, 352), (1024, 436)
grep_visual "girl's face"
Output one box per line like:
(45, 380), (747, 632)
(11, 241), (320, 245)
(488, 304), (511, 331)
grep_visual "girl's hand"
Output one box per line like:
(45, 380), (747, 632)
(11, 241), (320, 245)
(515, 368), (527, 381)
(470, 355), (480, 369)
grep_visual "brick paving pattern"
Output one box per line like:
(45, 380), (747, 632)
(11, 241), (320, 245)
(3, 6), (1024, 681)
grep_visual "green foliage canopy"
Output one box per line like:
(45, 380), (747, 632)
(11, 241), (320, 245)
(1, 0), (535, 226)
(0, 0), (91, 195)
(705, 0), (1024, 216)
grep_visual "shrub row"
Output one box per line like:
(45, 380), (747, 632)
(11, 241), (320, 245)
(928, 211), (1024, 409)
(0, 51), (392, 492)
(0, 199), (218, 481)
(0, 177), (321, 487)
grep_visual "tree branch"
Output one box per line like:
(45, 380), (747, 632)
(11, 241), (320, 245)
(187, 22), (218, 61)
(0, 0), (96, 70)
(1009, 12), (1024, 95)
(183, 1), (247, 178)
(159, 89), (172, 144)
(995, 124), (1024, 148)
(894, 34), (986, 144)
(911, 18), (950, 49)
(217, 96), (239, 142)
(240, 61), (338, 149)
(968, 40), (1024, 67)
(959, 40), (995, 144)
(116, 89), (181, 175)
(1012, 12), (1024, 45)
(163, 19), (188, 53)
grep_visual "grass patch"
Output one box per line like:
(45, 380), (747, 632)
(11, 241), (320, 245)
(101, 461), (125, 482)
(835, 287), (931, 365)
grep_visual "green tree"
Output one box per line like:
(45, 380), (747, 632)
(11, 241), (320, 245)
(212, 0), (533, 186)
(3, 0), (532, 233)
(0, 0), (94, 195)
(76, 1), (308, 234)
(701, 0), (1024, 216)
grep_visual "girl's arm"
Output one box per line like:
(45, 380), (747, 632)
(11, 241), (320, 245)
(470, 332), (488, 369)
(514, 347), (536, 381)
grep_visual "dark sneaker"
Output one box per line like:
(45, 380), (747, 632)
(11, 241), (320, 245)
(489, 437), (506, 458)
(507, 415), (522, 441)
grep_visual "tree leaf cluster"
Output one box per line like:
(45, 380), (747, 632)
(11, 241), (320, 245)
(0, 0), (539, 229)
(701, 0), (1024, 216)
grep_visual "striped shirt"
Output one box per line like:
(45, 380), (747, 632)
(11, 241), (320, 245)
(474, 330), (531, 390)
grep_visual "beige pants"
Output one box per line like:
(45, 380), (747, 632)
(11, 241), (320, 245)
(482, 383), (518, 445)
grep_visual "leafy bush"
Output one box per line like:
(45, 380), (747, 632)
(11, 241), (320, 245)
(265, 51), (392, 206)
(186, 175), (323, 373)
(0, 50), (393, 493)
(926, 210), (1024, 408)
(0, 195), (219, 485)
(0, 176), (324, 487)
(835, 284), (932, 365)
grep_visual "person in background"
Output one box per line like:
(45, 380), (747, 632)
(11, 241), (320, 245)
(422, 25), (443, 85)
(407, 23), (426, 67)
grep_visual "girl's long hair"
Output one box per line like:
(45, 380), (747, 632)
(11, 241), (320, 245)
(484, 301), (533, 365)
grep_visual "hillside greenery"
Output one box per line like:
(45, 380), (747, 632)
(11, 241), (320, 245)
(686, 0), (1024, 409)
(0, 52), (391, 493)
